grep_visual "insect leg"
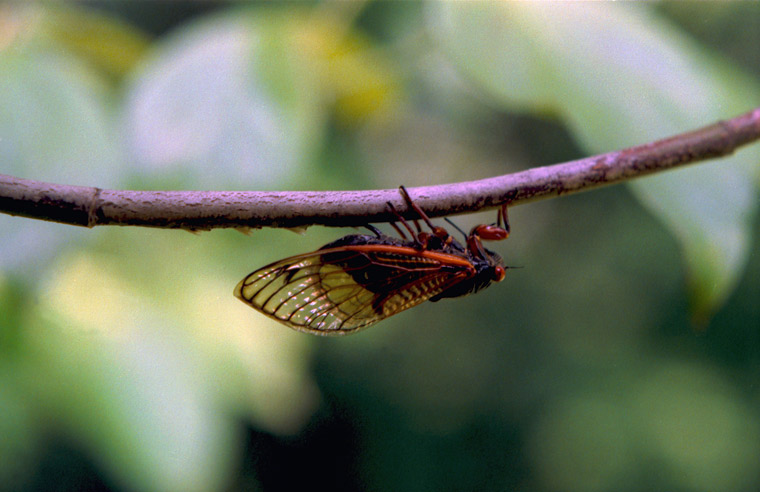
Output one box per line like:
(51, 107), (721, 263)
(398, 185), (437, 232)
(467, 234), (490, 260)
(389, 221), (409, 240)
(398, 186), (452, 244)
(498, 204), (511, 236)
(387, 200), (420, 246)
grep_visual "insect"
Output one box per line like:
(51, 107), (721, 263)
(234, 186), (510, 335)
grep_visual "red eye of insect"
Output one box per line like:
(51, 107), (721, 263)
(235, 186), (512, 335)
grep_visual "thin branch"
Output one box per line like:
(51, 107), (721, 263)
(2, 107), (760, 231)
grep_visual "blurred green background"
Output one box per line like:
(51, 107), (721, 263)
(2, 2), (760, 491)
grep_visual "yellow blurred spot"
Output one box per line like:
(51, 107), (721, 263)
(42, 5), (150, 80)
(0, 4), (149, 80)
(292, 14), (402, 126)
(42, 254), (147, 337)
(183, 277), (320, 435)
(41, 251), (320, 436)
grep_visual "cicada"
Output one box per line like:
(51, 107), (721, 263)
(234, 186), (510, 335)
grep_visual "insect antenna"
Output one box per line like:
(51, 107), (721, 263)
(365, 224), (384, 238)
(444, 217), (468, 242)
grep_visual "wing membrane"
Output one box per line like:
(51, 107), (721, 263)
(234, 245), (473, 335)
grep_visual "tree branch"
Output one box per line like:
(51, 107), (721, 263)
(2, 107), (760, 231)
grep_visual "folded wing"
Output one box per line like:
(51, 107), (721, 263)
(234, 245), (473, 335)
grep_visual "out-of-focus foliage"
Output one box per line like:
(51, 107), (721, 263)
(1, 2), (760, 492)
(40, 6), (149, 80)
(430, 2), (760, 319)
(123, 6), (400, 189)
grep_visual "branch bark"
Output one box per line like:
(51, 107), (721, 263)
(2, 107), (760, 231)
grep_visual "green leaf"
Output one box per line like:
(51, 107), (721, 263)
(429, 2), (760, 317)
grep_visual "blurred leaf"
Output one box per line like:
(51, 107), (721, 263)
(25, 253), (240, 492)
(206, 298), (321, 436)
(0, 9), (125, 274)
(178, 264), (320, 436)
(528, 359), (760, 492)
(0, 369), (39, 491)
(123, 6), (402, 189)
(288, 13), (402, 127)
(529, 393), (635, 492)
(123, 9), (322, 189)
(429, 2), (760, 317)
(41, 5), (150, 80)
(52, 234), (320, 436)
(630, 361), (760, 492)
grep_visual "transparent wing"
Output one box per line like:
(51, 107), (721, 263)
(234, 246), (472, 335)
